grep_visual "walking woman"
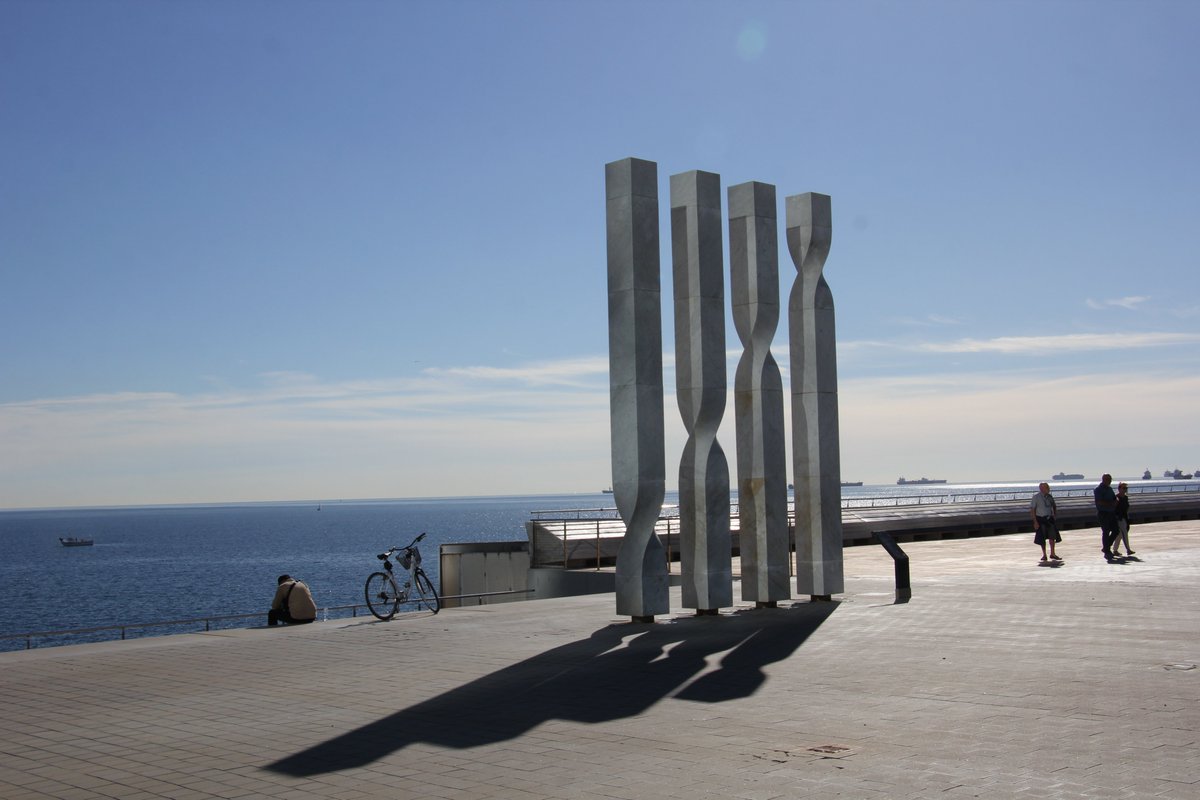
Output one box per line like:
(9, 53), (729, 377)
(1113, 482), (1134, 556)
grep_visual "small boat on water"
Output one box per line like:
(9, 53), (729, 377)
(1052, 472), (1085, 481)
(59, 537), (94, 547)
(601, 487), (613, 494)
(1143, 469), (1153, 480)
(897, 477), (947, 485)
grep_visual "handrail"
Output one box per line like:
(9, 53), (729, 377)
(530, 503), (681, 520)
(529, 482), (1200, 520)
(0, 589), (534, 651)
(842, 482), (1199, 509)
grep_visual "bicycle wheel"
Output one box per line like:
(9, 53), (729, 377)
(412, 569), (441, 614)
(364, 572), (400, 621)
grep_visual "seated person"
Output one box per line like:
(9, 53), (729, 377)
(268, 574), (317, 626)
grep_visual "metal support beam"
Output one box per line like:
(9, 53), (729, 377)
(873, 531), (911, 603)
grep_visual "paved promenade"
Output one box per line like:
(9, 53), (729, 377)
(2, 521), (1198, 800)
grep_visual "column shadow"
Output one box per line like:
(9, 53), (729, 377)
(266, 601), (836, 776)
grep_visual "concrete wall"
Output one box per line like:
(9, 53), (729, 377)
(438, 542), (530, 609)
(528, 568), (617, 600)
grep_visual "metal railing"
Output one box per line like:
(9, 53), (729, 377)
(841, 482), (1199, 509)
(529, 516), (683, 571)
(0, 589), (533, 651)
(530, 503), (680, 521)
(529, 482), (1199, 519)
(526, 482), (1200, 569)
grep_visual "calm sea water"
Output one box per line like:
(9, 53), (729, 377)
(0, 493), (613, 649)
(2, 478), (1184, 650)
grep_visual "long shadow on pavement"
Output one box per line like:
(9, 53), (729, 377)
(266, 601), (837, 776)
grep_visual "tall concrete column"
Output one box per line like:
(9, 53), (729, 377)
(728, 181), (791, 606)
(606, 157), (669, 621)
(786, 192), (844, 599)
(670, 170), (732, 613)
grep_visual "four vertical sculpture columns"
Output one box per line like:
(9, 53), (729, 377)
(606, 158), (843, 619)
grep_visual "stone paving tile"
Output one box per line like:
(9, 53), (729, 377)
(2, 520), (1199, 799)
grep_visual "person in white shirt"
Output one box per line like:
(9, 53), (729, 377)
(268, 575), (317, 626)
(1030, 482), (1061, 562)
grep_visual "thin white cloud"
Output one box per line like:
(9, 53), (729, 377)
(4, 349), (1198, 508)
(841, 331), (1200, 356)
(919, 331), (1198, 354)
(839, 371), (1200, 484)
(889, 314), (963, 327)
(0, 361), (617, 508)
(1086, 296), (1149, 311)
(425, 356), (608, 387)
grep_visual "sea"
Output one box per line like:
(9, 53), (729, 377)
(2, 477), (1191, 651)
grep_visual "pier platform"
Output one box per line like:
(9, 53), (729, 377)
(526, 487), (1200, 568)
(2, 519), (1199, 799)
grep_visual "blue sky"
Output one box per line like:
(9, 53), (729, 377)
(2, 0), (1198, 509)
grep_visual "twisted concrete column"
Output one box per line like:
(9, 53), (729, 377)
(786, 193), (844, 599)
(606, 157), (669, 620)
(728, 181), (790, 605)
(670, 170), (732, 613)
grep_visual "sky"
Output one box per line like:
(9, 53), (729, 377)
(2, 0), (1198, 509)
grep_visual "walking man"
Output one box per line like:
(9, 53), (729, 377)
(1093, 474), (1119, 561)
(1030, 482), (1061, 562)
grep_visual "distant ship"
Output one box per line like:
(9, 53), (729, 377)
(1143, 469), (1152, 480)
(840, 481), (863, 487)
(601, 487), (613, 494)
(1052, 472), (1085, 481)
(897, 477), (947, 485)
(1164, 469), (1195, 480)
(59, 537), (94, 547)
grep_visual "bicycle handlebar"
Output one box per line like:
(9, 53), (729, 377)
(376, 532), (427, 560)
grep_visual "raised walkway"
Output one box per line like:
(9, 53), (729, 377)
(2, 520), (1199, 800)
(526, 485), (1200, 568)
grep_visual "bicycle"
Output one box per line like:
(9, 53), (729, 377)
(364, 532), (441, 619)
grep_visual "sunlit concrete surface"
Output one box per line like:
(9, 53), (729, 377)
(2, 520), (1198, 799)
